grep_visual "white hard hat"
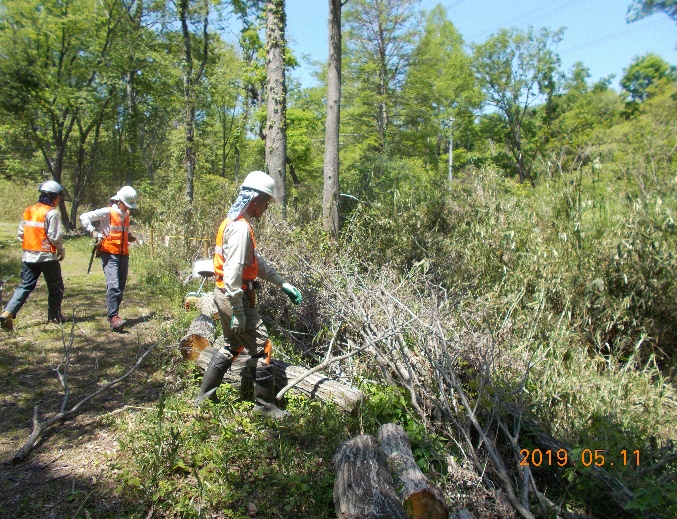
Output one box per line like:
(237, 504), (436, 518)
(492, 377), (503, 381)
(241, 171), (276, 202)
(116, 186), (138, 209)
(39, 180), (63, 194)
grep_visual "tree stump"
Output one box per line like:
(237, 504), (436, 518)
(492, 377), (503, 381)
(377, 423), (449, 519)
(333, 434), (408, 519)
(194, 345), (364, 412)
(179, 314), (215, 360)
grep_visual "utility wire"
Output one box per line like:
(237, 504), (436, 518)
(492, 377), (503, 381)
(559, 17), (666, 55)
(470, 0), (582, 41)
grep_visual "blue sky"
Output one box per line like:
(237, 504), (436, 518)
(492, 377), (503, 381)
(284, 0), (677, 90)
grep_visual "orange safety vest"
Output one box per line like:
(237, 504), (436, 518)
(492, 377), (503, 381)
(22, 203), (57, 254)
(214, 217), (258, 290)
(99, 206), (130, 255)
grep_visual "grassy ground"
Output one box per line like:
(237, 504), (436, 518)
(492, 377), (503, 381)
(0, 220), (186, 517)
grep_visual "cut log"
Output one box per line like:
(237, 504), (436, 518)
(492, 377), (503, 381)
(195, 345), (365, 412)
(194, 292), (218, 317)
(377, 423), (448, 519)
(179, 314), (215, 360)
(333, 434), (408, 519)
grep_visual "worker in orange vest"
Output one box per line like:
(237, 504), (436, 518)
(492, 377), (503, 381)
(79, 186), (138, 330)
(197, 171), (302, 418)
(1, 181), (68, 331)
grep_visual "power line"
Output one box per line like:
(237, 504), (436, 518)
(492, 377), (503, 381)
(443, 0), (471, 10)
(559, 17), (666, 55)
(470, 0), (582, 41)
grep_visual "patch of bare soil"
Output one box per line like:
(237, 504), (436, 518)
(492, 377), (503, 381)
(0, 237), (179, 518)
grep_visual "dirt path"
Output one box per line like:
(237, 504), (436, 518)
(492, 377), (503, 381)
(0, 222), (179, 517)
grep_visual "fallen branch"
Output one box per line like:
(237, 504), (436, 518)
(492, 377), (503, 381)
(196, 345), (365, 412)
(275, 326), (401, 401)
(13, 337), (162, 463)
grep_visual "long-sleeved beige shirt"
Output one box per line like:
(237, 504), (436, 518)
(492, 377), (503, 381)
(221, 213), (284, 307)
(79, 204), (129, 236)
(19, 207), (64, 262)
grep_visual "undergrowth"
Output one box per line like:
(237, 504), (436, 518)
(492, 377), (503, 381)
(102, 161), (677, 517)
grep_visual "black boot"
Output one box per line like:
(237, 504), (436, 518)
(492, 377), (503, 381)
(240, 358), (256, 401)
(253, 364), (289, 419)
(196, 350), (232, 405)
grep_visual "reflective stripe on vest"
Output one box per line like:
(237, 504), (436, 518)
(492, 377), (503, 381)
(99, 206), (130, 255)
(214, 217), (258, 289)
(22, 203), (56, 254)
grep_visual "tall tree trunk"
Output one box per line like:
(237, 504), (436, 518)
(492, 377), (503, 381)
(125, 72), (137, 185)
(34, 112), (77, 230)
(265, 0), (287, 214)
(179, 0), (209, 206)
(221, 106), (228, 178)
(70, 120), (103, 228)
(323, 0), (341, 236)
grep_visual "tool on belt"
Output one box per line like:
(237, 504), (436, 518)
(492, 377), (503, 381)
(87, 237), (102, 274)
(245, 280), (260, 309)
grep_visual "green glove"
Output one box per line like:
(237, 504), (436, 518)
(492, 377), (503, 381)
(230, 307), (246, 334)
(282, 283), (303, 305)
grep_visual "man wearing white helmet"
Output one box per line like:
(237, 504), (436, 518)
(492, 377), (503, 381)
(80, 186), (139, 330)
(197, 171), (303, 418)
(1, 181), (67, 330)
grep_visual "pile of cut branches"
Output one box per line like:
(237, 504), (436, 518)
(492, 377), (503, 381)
(260, 245), (655, 519)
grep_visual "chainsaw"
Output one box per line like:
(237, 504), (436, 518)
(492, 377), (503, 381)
(87, 236), (103, 274)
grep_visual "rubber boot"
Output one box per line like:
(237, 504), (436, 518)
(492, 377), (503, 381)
(0, 311), (14, 331)
(196, 350), (232, 405)
(240, 358), (256, 401)
(253, 364), (289, 419)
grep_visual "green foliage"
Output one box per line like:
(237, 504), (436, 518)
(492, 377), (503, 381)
(397, 5), (481, 169)
(0, 178), (36, 223)
(116, 389), (352, 517)
(627, 0), (677, 22)
(2, 2), (677, 516)
(342, 0), (420, 155)
(472, 26), (563, 182)
(621, 53), (676, 102)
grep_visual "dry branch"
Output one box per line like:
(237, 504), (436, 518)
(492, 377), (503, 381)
(275, 327), (400, 401)
(195, 346), (364, 412)
(13, 336), (161, 463)
(288, 257), (546, 518)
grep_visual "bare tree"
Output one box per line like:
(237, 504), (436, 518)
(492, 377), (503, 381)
(265, 0), (288, 213)
(323, 0), (343, 236)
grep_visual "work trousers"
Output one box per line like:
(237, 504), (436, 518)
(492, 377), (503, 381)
(101, 252), (129, 318)
(4, 260), (64, 320)
(213, 287), (268, 361)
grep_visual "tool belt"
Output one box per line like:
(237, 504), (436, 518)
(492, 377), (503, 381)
(217, 280), (259, 309)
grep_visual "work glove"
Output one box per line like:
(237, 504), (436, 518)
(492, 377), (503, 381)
(282, 283), (303, 305)
(91, 231), (102, 239)
(230, 307), (246, 335)
(57, 248), (65, 262)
